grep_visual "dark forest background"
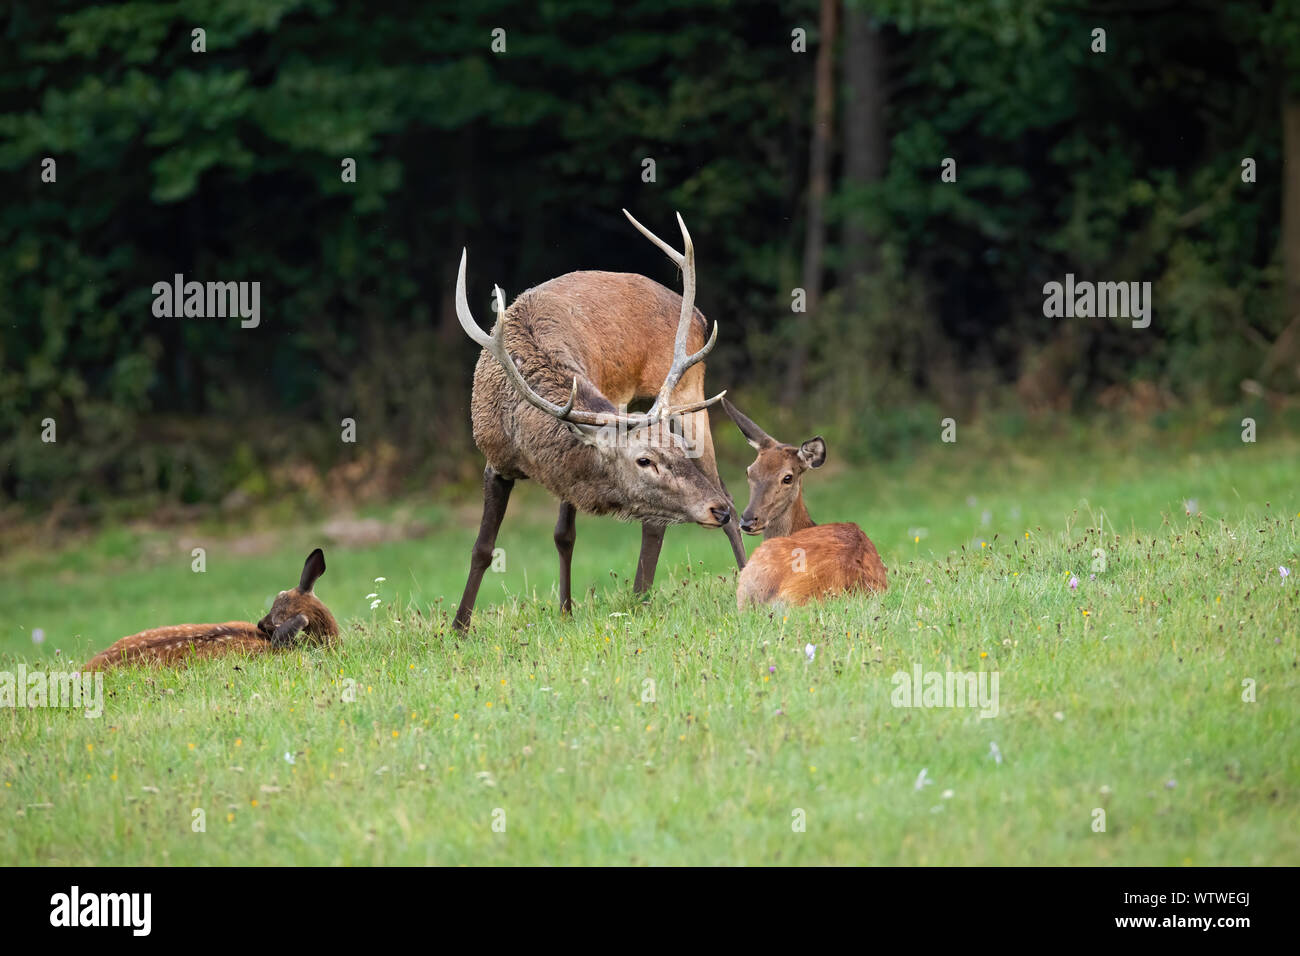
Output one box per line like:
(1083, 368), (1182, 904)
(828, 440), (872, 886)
(3, 0), (1299, 523)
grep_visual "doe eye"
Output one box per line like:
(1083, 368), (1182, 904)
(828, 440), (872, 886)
(782, 474), (794, 484)
(636, 457), (652, 468)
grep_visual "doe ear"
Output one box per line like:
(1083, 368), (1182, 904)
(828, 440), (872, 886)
(721, 397), (775, 451)
(798, 436), (827, 469)
(271, 613), (309, 649)
(299, 548), (326, 592)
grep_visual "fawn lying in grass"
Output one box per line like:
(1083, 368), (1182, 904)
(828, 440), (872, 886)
(723, 400), (887, 609)
(83, 549), (339, 671)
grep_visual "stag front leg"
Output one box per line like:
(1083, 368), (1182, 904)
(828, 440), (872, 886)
(634, 522), (666, 594)
(453, 467), (515, 631)
(554, 501), (577, 615)
(687, 406), (747, 570)
(719, 480), (748, 570)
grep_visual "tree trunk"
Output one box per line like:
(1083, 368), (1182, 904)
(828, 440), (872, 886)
(841, 4), (887, 286)
(1266, 94), (1300, 389)
(1283, 95), (1300, 324)
(782, 0), (839, 405)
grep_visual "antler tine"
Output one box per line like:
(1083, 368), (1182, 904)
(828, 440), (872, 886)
(454, 249), (492, 350)
(457, 250), (595, 426)
(633, 212), (721, 420)
(657, 387), (728, 419)
(622, 208), (685, 267)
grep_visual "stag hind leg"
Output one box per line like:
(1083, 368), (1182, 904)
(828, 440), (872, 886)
(453, 466), (516, 631)
(554, 501), (577, 614)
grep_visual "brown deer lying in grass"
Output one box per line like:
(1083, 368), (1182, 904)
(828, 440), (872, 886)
(723, 400), (887, 609)
(83, 549), (339, 671)
(452, 210), (747, 630)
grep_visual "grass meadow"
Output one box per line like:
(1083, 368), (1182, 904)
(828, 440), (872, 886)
(1, 423), (1297, 865)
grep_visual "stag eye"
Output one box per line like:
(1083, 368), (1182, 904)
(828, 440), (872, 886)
(782, 474), (794, 484)
(636, 457), (653, 468)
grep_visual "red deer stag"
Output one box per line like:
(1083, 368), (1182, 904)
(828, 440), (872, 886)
(722, 400), (888, 608)
(83, 549), (339, 670)
(452, 210), (747, 630)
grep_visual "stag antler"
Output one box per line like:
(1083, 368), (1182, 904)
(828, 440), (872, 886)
(455, 249), (722, 438)
(456, 254), (592, 426)
(621, 209), (724, 418)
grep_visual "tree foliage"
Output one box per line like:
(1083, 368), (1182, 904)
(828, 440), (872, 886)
(0, 0), (1293, 512)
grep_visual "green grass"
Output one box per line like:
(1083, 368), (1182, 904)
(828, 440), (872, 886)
(1, 431), (1297, 864)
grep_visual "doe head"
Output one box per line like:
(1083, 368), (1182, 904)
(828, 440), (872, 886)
(722, 398), (825, 535)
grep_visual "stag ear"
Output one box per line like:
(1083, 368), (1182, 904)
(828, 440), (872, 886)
(565, 421), (604, 448)
(798, 437), (826, 469)
(271, 613), (309, 648)
(722, 398), (774, 451)
(299, 548), (326, 592)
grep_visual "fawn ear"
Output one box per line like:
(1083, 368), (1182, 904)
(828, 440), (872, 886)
(271, 613), (309, 648)
(299, 548), (326, 592)
(722, 398), (774, 451)
(798, 436), (826, 469)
